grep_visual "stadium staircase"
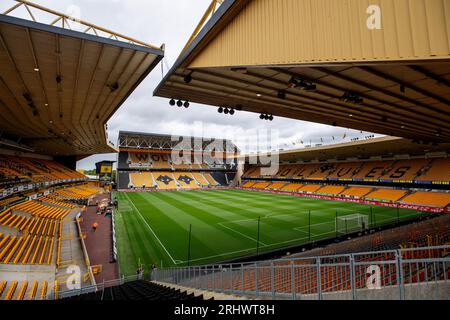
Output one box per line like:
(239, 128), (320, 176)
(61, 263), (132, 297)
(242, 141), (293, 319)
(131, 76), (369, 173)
(63, 280), (209, 301)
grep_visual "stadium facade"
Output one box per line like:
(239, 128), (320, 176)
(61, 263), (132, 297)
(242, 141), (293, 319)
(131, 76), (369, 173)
(116, 131), (239, 190)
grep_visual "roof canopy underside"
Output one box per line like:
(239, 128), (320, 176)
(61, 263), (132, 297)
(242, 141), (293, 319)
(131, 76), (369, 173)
(246, 137), (450, 164)
(0, 14), (164, 156)
(155, 0), (450, 143)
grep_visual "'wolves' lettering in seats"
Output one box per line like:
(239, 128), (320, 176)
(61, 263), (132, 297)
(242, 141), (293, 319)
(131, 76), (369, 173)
(389, 166), (410, 179)
(365, 167), (384, 178)
(134, 153), (148, 162)
(336, 167), (353, 177)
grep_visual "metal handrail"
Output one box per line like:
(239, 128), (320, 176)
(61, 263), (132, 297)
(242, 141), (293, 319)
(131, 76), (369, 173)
(3, 0), (162, 50)
(152, 246), (450, 300)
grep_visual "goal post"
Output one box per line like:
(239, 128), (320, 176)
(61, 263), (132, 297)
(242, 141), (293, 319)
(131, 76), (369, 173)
(336, 214), (369, 235)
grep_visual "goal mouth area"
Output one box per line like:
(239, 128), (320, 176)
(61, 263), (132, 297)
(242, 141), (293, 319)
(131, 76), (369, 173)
(336, 213), (369, 236)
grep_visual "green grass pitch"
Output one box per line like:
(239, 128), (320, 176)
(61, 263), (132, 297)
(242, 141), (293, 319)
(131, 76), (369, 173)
(113, 189), (426, 276)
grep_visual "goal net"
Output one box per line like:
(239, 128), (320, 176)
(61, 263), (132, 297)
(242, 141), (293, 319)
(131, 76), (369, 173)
(336, 214), (369, 235)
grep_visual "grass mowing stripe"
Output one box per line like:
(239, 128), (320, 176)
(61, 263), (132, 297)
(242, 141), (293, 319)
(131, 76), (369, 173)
(115, 189), (428, 273)
(138, 192), (224, 260)
(174, 191), (299, 243)
(125, 192), (177, 264)
(149, 191), (260, 249)
(117, 193), (166, 271)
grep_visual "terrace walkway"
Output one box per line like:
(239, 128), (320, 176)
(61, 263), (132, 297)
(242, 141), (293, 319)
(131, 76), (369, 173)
(80, 193), (119, 284)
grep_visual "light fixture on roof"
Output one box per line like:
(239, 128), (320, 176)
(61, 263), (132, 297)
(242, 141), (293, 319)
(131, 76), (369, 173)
(224, 107), (229, 114)
(218, 107), (223, 113)
(23, 93), (32, 103)
(304, 83), (317, 92)
(176, 100), (183, 107)
(230, 67), (247, 74)
(340, 92), (363, 104)
(108, 82), (119, 92)
(184, 73), (193, 84)
(289, 77), (317, 92)
(229, 108), (235, 115)
(34, 67), (39, 72)
(169, 99), (176, 106)
(277, 90), (286, 99)
(183, 101), (190, 108)
(260, 113), (273, 121)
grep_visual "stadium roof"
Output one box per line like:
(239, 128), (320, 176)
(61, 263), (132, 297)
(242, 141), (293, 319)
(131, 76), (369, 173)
(0, 1), (164, 157)
(245, 136), (450, 164)
(118, 130), (238, 153)
(154, 0), (450, 143)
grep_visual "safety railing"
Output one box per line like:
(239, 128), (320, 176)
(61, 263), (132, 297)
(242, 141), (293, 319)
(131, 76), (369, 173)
(152, 245), (450, 300)
(55, 274), (143, 300)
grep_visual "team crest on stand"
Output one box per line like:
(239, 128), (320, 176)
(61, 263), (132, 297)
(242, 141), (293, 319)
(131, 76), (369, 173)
(178, 175), (193, 185)
(157, 175), (173, 185)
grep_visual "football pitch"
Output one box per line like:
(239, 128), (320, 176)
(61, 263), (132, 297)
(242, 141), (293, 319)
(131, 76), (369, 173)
(114, 189), (427, 275)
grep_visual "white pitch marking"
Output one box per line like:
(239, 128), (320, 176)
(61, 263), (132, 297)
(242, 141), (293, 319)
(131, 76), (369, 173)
(125, 193), (177, 265)
(218, 222), (268, 246)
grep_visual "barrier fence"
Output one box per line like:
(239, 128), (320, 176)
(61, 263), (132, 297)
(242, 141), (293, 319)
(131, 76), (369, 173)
(56, 274), (143, 300)
(152, 245), (450, 300)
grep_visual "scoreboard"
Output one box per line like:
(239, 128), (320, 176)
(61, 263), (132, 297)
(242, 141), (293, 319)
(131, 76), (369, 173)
(95, 161), (114, 182)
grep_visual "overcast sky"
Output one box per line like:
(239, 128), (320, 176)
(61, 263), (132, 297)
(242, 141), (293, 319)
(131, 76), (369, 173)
(1, 0), (381, 170)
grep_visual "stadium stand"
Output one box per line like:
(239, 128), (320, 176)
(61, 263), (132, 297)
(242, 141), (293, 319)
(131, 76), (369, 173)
(242, 156), (450, 210)
(173, 172), (200, 189)
(365, 189), (408, 202)
(401, 192), (450, 207)
(0, 156), (85, 184)
(154, 172), (179, 190)
(339, 186), (374, 198)
(268, 182), (287, 189)
(416, 158), (450, 182)
(63, 280), (207, 301)
(315, 185), (346, 195)
(204, 173), (219, 186)
(298, 184), (322, 193)
(191, 172), (210, 186)
(281, 183), (303, 192)
(0, 156), (100, 274)
(242, 158), (450, 183)
(129, 172), (155, 188)
(252, 182), (271, 189)
(150, 154), (170, 169)
(117, 132), (237, 190)
(0, 280), (52, 300)
(242, 182), (450, 208)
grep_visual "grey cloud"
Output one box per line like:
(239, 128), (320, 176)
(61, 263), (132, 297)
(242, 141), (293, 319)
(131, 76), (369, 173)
(0, 0), (380, 169)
